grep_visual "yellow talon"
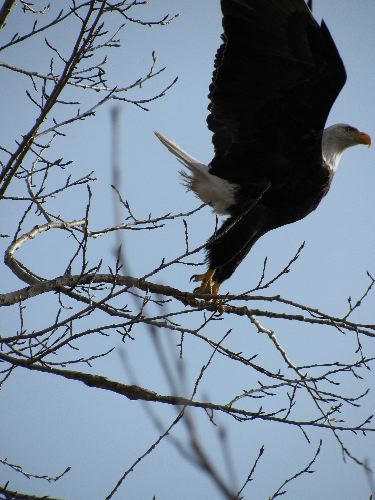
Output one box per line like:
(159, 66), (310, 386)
(192, 269), (224, 312)
(192, 268), (216, 294)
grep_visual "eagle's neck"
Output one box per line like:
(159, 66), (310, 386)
(322, 128), (343, 173)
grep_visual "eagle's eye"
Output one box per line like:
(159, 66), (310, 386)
(345, 126), (356, 133)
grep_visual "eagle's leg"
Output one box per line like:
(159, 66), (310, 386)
(212, 282), (221, 296)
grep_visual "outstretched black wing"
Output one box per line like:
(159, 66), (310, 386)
(208, 0), (346, 182)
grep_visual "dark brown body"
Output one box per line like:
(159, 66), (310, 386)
(209, 158), (333, 283)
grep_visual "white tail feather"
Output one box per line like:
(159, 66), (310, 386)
(154, 131), (202, 170)
(154, 131), (236, 214)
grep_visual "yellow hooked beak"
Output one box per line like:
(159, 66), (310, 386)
(356, 131), (372, 147)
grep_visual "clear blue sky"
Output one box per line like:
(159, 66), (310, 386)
(1, 1), (375, 499)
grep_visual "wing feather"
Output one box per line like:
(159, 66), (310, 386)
(208, 0), (347, 181)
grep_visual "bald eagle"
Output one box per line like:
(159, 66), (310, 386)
(156, 0), (370, 296)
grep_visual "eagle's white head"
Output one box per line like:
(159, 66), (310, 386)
(322, 123), (371, 172)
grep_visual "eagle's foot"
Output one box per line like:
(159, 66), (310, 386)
(191, 269), (224, 312)
(191, 268), (216, 294)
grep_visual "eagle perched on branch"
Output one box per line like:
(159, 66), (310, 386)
(156, 0), (370, 296)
